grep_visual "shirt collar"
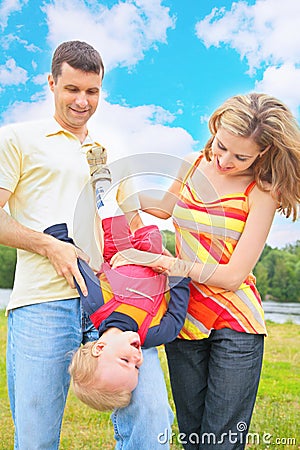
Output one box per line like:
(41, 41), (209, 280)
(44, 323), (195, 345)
(45, 117), (102, 147)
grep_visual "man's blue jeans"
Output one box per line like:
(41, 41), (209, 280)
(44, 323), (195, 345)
(6, 299), (173, 449)
(165, 329), (264, 450)
(112, 346), (174, 449)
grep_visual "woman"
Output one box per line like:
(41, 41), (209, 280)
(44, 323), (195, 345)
(111, 93), (300, 449)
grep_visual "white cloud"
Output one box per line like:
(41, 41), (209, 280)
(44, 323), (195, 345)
(1, 86), (52, 122)
(255, 64), (300, 116)
(195, 0), (300, 116)
(1, 33), (40, 52)
(200, 114), (210, 125)
(89, 97), (196, 161)
(32, 72), (48, 85)
(0, 0), (28, 31)
(195, 0), (300, 74)
(43, 0), (175, 71)
(0, 58), (28, 85)
(1, 86), (196, 162)
(267, 213), (300, 248)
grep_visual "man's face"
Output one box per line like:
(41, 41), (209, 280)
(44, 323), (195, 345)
(48, 62), (102, 136)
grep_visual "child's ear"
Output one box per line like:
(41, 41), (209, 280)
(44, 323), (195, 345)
(91, 341), (105, 357)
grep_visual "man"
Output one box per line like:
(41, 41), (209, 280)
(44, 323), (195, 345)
(0, 40), (172, 449)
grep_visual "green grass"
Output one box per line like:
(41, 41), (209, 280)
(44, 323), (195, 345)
(0, 314), (299, 449)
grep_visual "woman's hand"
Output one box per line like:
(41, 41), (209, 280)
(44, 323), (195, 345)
(165, 258), (193, 278)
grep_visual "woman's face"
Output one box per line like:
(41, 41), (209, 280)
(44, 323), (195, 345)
(211, 127), (262, 176)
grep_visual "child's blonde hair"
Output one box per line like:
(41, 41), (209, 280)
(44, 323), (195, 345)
(69, 341), (131, 411)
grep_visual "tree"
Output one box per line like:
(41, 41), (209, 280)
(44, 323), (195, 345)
(254, 261), (269, 300)
(161, 229), (176, 256)
(0, 245), (17, 288)
(253, 243), (300, 303)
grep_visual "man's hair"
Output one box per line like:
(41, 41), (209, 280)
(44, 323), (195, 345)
(51, 40), (104, 82)
(69, 341), (131, 411)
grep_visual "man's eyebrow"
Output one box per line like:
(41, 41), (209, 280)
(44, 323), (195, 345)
(63, 84), (100, 91)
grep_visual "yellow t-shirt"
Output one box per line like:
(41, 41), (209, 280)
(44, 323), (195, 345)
(0, 118), (102, 311)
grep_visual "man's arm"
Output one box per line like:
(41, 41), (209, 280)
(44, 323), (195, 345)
(0, 190), (88, 295)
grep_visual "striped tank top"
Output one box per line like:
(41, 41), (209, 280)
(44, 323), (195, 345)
(173, 153), (267, 340)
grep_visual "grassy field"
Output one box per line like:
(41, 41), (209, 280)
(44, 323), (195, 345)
(0, 312), (299, 449)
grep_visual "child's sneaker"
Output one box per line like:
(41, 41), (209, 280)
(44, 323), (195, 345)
(86, 145), (111, 186)
(87, 144), (112, 212)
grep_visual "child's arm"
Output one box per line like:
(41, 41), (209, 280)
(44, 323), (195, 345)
(143, 276), (190, 348)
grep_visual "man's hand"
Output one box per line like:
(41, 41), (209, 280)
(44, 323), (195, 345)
(45, 237), (89, 296)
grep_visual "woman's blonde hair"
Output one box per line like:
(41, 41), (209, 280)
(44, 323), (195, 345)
(69, 341), (131, 411)
(204, 93), (300, 220)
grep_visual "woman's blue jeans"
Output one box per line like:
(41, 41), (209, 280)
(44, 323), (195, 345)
(6, 298), (173, 449)
(165, 329), (264, 450)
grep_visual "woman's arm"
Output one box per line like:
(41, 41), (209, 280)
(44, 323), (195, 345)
(139, 152), (197, 219)
(164, 187), (277, 290)
(112, 187), (278, 292)
(201, 187), (277, 290)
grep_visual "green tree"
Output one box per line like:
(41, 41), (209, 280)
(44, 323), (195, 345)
(271, 256), (295, 302)
(254, 244), (300, 303)
(254, 261), (269, 300)
(161, 230), (176, 256)
(0, 245), (17, 288)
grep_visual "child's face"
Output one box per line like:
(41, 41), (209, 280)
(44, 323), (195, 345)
(92, 331), (143, 392)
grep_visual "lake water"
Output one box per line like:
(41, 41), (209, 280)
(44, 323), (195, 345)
(0, 289), (11, 310)
(1, 289), (300, 324)
(262, 301), (300, 324)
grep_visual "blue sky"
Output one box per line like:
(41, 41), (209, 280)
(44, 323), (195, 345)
(0, 0), (299, 247)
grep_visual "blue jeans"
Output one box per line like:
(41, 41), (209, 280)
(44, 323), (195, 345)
(6, 299), (173, 449)
(165, 329), (264, 450)
(112, 347), (174, 449)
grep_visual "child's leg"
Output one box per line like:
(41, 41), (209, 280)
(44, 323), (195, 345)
(131, 225), (163, 255)
(101, 176), (148, 262)
(100, 194), (144, 263)
(102, 215), (132, 263)
(123, 210), (144, 234)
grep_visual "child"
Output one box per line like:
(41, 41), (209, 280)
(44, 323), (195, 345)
(44, 149), (190, 411)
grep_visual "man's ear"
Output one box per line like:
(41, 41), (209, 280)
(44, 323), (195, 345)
(91, 341), (105, 357)
(48, 74), (55, 92)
